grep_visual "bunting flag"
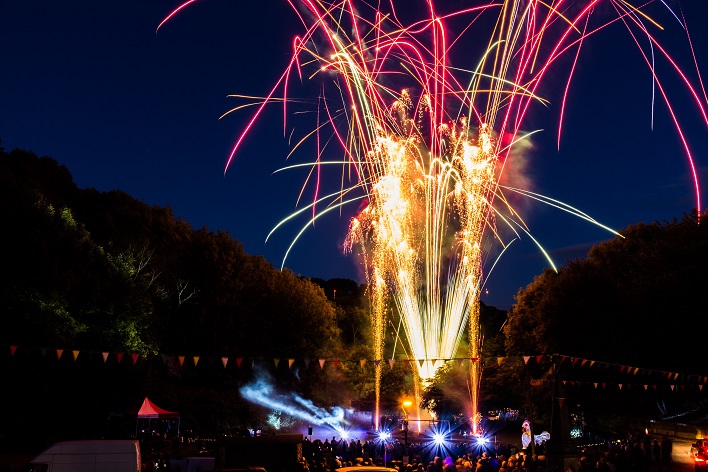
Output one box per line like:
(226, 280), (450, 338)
(3, 342), (707, 391)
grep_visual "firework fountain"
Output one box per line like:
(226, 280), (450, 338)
(162, 0), (705, 433)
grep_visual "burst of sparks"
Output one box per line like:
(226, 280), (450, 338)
(161, 0), (706, 427)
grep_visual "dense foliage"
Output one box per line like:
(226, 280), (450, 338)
(504, 210), (708, 372)
(0, 148), (375, 449)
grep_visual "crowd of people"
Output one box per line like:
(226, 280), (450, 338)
(296, 431), (676, 472)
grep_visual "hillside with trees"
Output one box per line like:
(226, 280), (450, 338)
(3, 145), (707, 456)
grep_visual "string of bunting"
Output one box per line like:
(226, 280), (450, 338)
(3, 344), (707, 388)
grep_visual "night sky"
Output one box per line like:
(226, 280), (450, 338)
(2, 0), (707, 309)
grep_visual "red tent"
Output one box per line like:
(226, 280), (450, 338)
(137, 397), (179, 419)
(135, 397), (180, 437)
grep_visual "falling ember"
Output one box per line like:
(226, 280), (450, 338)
(162, 0), (705, 431)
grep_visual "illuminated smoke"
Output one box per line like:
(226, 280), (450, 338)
(240, 372), (349, 435)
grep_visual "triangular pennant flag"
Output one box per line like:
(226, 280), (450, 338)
(644, 385), (649, 390)
(497, 357), (503, 366)
(618, 384), (623, 390)
(523, 356), (530, 364)
(131, 353), (139, 364)
(102, 352), (109, 362)
(319, 358), (326, 369)
(193, 356), (200, 366)
(40, 348), (48, 357)
(700, 385), (703, 391)
(274, 358), (280, 368)
(221, 357), (229, 368)
(10, 346), (17, 356)
(72, 350), (80, 361)
(333, 359), (340, 368)
(670, 385), (675, 391)
(116, 352), (124, 363)
(360, 359), (366, 369)
(535, 355), (544, 363)
(288, 359), (295, 368)
(236, 357), (243, 368)
(178, 356), (185, 366)
(375, 360), (382, 367)
(389, 359), (395, 369)
(304, 358), (311, 368)
(456, 358), (464, 367)
(594, 383), (599, 388)
(56, 349), (64, 359)
(403, 359), (409, 368)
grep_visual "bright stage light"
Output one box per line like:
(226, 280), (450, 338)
(432, 432), (447, 446)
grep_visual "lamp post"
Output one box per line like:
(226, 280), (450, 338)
(402, 400), (413, 446)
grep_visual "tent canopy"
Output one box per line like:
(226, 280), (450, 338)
(137, 397), (179, 419)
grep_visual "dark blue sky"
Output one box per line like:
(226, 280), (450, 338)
(2, 0), (707, 309)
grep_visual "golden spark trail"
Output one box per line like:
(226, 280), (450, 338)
(161, 0), (706, 431)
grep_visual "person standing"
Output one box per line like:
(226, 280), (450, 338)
(660, 437), (672, 470)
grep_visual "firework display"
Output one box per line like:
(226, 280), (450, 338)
(164, 0), (705, 428)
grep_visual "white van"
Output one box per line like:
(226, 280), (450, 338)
(29, 439), (142, 472)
